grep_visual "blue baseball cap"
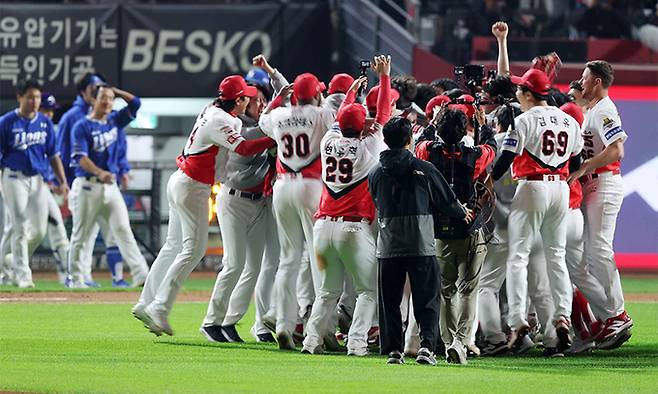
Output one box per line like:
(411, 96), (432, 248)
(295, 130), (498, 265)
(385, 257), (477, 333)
(41, 92), (59, 109)
(245, 68), (270, 87)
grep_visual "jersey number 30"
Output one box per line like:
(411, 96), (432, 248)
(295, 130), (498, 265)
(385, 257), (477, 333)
(281, 134), (310, 158)
(325, 157), (353, 183)
(542, 130), (569, 156)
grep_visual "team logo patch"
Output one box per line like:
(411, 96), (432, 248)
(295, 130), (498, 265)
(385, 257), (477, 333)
(602, 117), (616, 129)
(604, 126), (623, 140)
(503, 138), (518, 147)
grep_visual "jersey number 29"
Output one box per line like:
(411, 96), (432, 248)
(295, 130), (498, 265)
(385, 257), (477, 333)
(325, 157), (353, 183)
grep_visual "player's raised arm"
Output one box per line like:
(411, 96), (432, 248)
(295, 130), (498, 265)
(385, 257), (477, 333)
(492, 21), (510, 77)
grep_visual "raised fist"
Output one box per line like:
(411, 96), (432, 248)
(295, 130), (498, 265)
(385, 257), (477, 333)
(491, 21), (508, 40)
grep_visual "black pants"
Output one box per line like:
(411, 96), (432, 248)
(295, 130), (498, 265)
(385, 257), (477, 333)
(378, 255), (441, 355)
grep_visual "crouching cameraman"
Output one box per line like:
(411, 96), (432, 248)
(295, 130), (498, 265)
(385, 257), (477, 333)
(415, 108), (497, 364)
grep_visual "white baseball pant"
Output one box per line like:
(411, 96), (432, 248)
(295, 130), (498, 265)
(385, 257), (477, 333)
(506, 180), (572, 329)
(251, 203), (280, 335)
(581, 173), (625, 319)
(303, 218), (378, 353)
(203, 187), (269, 327)
(138, 170), (209, 316)
(0, 170), (50, 285)
(271, 176), (322, 334)
(296, 249), (315, 321)
(68, 177), (147, 286)
(45, 189), (69, 278)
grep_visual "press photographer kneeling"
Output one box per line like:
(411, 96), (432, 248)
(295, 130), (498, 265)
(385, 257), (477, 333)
(415, 108), (497, 364)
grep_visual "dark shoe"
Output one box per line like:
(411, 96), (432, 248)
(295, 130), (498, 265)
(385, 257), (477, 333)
(555, 317), (572, 353)
(481, 340), (509, 356)
(220, 325), (244, 343)
(543, 347), (565, 357)
(277, 331), (296, 350)
(387, 350), (404, 364)
(416, 347), (437, 366)
(256, 332), (276, 343)
(200, 325), (228, 343)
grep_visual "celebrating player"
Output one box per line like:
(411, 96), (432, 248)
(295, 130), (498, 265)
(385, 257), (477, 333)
(492, 68), (584, 357)
(133, 75), (275, 336)
(567, 60), (633, 349)
(301, 55), (392, 357)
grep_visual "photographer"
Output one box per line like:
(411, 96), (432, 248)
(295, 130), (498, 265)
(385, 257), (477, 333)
(415, 108), (497, 364)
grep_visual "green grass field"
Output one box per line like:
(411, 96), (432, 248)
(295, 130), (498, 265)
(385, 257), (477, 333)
(1, 276), (657, 393)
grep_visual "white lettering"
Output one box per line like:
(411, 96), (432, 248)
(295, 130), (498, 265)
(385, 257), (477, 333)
(211, 31), (243, 73)
(122, 30), (155, 71)
(153, 30), (183, 72)
(182, 30), (212, 73)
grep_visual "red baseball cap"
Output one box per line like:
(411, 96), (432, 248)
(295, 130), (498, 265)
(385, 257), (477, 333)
(337, 103), (366, 132)
(218, 75), (258, 100)
(424, 95), (450, 118)
(560, 102), (584, 127)
(365, 85), (400, 113)
(293, 73), (326, 101)
(511, 68), (551, 96)
(449, 95), (475, 119)
(328, 73), (354, 94)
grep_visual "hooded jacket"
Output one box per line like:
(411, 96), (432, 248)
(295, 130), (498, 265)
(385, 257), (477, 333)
(368, 148), (466, 258)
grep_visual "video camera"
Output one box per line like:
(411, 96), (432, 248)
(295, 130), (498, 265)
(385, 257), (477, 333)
(453, 65), (508, 107)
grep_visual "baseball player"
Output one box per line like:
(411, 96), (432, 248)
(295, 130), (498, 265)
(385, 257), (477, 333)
(323, 73), (354, 112)
(200, 81), (278, 343)
(566, 60), (633, 350)
(258, 71), (336, 350)
(67, 85), (147, 288)
(0, 79), (69, 288)
(58, 73), (145, 287)
(133, 75), (274, 336)
(302, 55), (392, 356)
(491, 68), (583, 356)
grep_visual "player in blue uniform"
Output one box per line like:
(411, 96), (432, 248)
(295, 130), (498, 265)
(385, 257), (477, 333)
(66, 84), (148, 288)
(0, 79), (68, 288)
(59, 73), (146, 287)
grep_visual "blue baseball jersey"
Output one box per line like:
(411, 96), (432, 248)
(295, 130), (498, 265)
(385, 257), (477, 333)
(0, 109), (58, 179)
(57, 95), (90, 186)
(70, 97), (139, 178)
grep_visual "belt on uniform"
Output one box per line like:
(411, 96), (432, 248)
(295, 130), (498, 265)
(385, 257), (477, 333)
(580, 169), (621, 183)
(523, 174), (565, 181)
(317, 215), (370, 224)
(83, 175), (102, 183)
(228, 188), (263, 200)
(5, 169), (34, 178)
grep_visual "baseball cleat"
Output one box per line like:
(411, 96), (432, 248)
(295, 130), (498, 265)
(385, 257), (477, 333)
(17, 280), (35, 289)
(200, 325), (228, 342)
(597, 327), (632, 350)
(131, 304), (163, 336)
(301, 344), (324, 355)
(446, 340), (468, 365)
(323, 333), (340, 351)
(220, 325), (244, 343)
(555, 317), (572, 353)
(416, 347), (437, 366)
(480, 340), (509, 356)
(386, 351), (404, 364)
(466, 343), (481, 357)
(347, 347), (368, 357)
(595, 311), (633, 349)
(144, 306), (173, 336)
(542, 347), (565, 357)
(66, 279), (90, 289)
(112, 279), (130, 288)
(567, 338), (596, 354)
(255, 332), (276, 343)
(276, 331), (296, 350)
(84, 280), (101, 288)
(508, 324), (533, 354)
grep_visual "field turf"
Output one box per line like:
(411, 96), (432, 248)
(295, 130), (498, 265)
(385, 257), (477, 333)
(0, 276), (656, 393)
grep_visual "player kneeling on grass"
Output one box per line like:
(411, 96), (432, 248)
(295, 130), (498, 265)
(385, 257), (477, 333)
(301, 55), (392, 357)
(415, 108), (497, 364)
(133, 75), (275, 337)
(68, 85), (147, 289)
(368, 117), (472, 366)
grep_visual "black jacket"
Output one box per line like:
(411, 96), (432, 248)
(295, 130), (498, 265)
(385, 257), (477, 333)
(368, 149), (467, 258)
